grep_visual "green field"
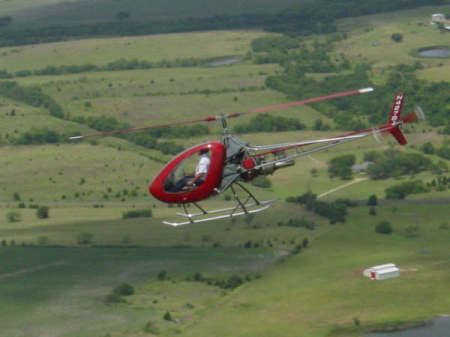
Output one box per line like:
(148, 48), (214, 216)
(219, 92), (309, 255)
(0, 202), (448, 337)
(0, 31), (274, 72)
(336, 5), (450, 73)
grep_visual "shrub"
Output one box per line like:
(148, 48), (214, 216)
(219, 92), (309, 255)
(375, 221), (392, 234)
(163, 311), (172, 321)
(144, 321), (159, 334)
(77, 232), (93, 245)
(367, 194), (378, 206)
(36, 206), (49, 219)
(13, 192), (21, 201)
(157, 270), (168, 280)
(113, 283), (134, 296)
(369, 206), (377, 216)
(328, 154), (355, 180)
(122, 208), (152, 219)
(302, 237), (309, 248)
(385, 180), (429, 200)
(6, 211), (21, 222)
(391, 33), (403, 42)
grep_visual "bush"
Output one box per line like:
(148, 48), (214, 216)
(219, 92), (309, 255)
(36, 206), (49, 219)
(163, 311), (172, 321)
(6, 211), (21, 222)
(367, 194), (378, 206)
(157, 270), (168, 280)
(144, 321), (159, 335)
(122, 208), (152, 219)
(328, 154), (355, 180)
(77, 232), (93, 245)
(391, 33), (403, 43)
(113, 283), (134, 296)
(375, 221), (392, 234)
(385, 180), (429, 200)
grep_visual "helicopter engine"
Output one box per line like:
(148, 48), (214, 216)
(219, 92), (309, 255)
(240, 155), (295, 181)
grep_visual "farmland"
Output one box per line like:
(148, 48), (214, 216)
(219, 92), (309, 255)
(0, 2), (450, 337)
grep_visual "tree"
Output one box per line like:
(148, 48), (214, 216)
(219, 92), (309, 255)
(328, 154), (355, 180)
(36, 206), (49, 219)
(375, 220), (392, 234)
(163, 311), (172, 321)
(367, 194), (378, 206)
(391, 33), (403, 43)
(422, 142), (435, 154)
(302, 237), (309, 248)
(157, 270), (167, 280)
(113, 283), (135, 296)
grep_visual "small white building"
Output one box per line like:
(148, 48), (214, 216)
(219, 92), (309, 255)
(431, 13), (446, 23)
(352, 161), (373, 174)
(363, 263), (400, 280)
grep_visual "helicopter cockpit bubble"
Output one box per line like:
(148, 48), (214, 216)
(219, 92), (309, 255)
(164, 147), (211, 193)
(149, 142), (226, 203)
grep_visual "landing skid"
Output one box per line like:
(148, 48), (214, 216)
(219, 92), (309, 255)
(162, 200), (275, 227)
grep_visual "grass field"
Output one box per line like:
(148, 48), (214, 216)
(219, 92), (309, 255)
(1, 4), (450, 337)
(0, 31), (275, 72)
(336, 5), (450, 74)
(0, 246), (276, 337)
(0, 202), (448, 337)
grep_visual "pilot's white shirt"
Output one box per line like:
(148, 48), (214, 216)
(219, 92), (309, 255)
(195, 154), (211, 176)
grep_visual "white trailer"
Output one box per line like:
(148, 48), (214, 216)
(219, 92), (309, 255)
(363, 263), (400, 280)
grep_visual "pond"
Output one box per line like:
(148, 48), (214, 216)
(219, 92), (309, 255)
(366, 316), (450, 337)
(205, 57), (242, 67)
(417, 47), (450, 58)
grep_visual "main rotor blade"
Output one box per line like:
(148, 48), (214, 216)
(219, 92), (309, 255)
(69, 116), (218, 139)
(231, 87), (374, 117)
(69, 87), (373, 140)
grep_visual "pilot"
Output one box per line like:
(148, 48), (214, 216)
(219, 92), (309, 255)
(171, 148), (210, 192)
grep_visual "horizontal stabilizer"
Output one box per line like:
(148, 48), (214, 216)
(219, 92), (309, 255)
(390, 126), (407, 145)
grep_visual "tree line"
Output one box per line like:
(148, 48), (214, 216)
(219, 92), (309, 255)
(0, 0), (444, 47)
(0, 57), (228, 79)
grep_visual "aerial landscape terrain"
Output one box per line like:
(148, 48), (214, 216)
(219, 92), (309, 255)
(0, 1), (449, 336)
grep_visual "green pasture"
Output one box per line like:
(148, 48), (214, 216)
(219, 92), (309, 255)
(0, 98), (88, 137)
(0, 143), (165, 203)
(0, 201), (327, 247)
(0, 202), (448, 337)
(178, 203), (450, 337)
(0, 31), (274, 72)
(417, 64), (450, 81)
(336, 5), (450, 73)
(13, 62), (327, 130)
(0, 246), (275, 337)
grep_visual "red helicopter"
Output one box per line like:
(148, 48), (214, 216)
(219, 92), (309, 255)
(70, 88), (424, 226)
